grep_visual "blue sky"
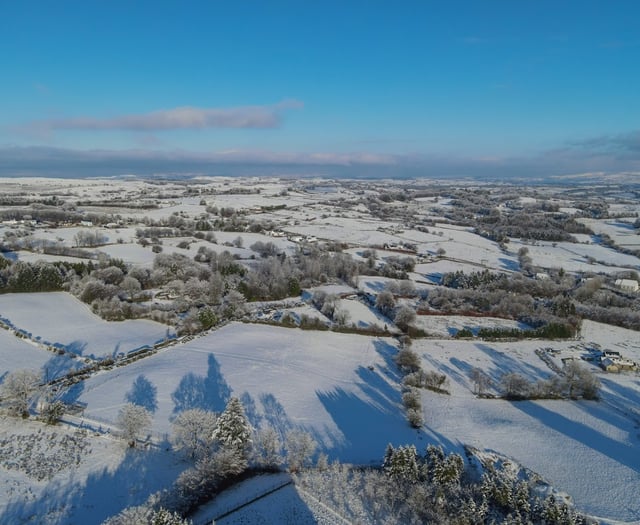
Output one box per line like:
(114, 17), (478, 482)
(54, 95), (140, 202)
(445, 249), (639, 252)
(1, 1), (639, 178)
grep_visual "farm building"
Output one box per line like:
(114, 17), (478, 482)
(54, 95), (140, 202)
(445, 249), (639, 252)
(601, 356), (638, 372)
(614, 278), (639, 293)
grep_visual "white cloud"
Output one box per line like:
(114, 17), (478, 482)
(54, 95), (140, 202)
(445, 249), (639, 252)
(24, 100), (303, 133)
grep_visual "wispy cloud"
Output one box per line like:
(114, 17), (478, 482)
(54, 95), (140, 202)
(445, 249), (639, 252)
(568, 130), (640, 155)
(1, 130), (639, 180)
(23, 100), (303, 133)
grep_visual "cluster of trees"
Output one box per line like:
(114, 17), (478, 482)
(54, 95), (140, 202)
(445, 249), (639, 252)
(429, 270), (582, 338)
(434, 266), (640, 335)
(468, 361), (600, 401)
(0, 260), (66, 293)
(74, 230), (109, 247)
(374, 290), (418, 332)
(0, 368), (68, 424)
(440, 269), (503, 289)
(107, 396), (321, 523)
(295, 443), (594, 524)
(476, 211), (591, 242)
(395, 337), (449, 428)
(498, 361), (600, 401)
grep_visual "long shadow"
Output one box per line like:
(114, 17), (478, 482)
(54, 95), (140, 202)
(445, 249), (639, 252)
(41, 352), (84, 382)
(596, 377), (640, 427)
(260, 393), (292, 442)
(240, 391), (263, 429)
(362, 280), (386, 293)
(171, 353), (231, 413)
(125, 374), (158, 413)
(512, 401), (640, 473)
(316, 343), (463, 464)
(499, 257), (519, 271)
(0, 446), (183, 525)
(66, 340), (88, 357)
(475, 343), (550, 382)
(372, 339), (402, 382)
(316, 384), (460, 465)
(61, 380), (85, 406)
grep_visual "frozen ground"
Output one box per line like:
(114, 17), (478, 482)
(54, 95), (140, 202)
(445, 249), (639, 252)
(0, 417), (185, 525)
(76, 323), (418, 464)
(0, 293), (173, 359)
(413, 314), (530, 337)
(509, 238), (640, 274)
(412, 328), (640, 523)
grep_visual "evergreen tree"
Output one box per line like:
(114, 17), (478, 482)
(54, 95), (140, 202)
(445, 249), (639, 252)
(212, 397), (252, 456)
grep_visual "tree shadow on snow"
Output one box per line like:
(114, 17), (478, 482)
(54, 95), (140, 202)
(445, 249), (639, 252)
(60, 380), (85, 406)
(0, 446), (182, 525)
(316, 362), (461, 465)
(41, 352), (84, 383)
(125, 374), (158, 413)
(372, 339), (402, 382)
(499, 257), (519, 271)
(475, 343), (549, 382)
(511, 401), (640, 474)
(260, 393), (292, 441)
(65, 340), (88, 357)
(240, 391), (263, 429)
(171, 353), (231, 414)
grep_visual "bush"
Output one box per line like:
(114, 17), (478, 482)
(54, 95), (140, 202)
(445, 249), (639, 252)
(402, 388), (422, 410)
(41, 400), (66, 425)
(407, 408), (424, 428)
(395, 348), (421, 373)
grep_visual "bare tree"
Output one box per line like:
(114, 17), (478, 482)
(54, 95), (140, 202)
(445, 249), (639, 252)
(0, 369), (41, 417)
(375, 291), (396, 316)
(394, 306), (417, 332)
(333, 307), (351, 326)
(252, 426), (283, 469)
(469, 367), (493, 396)
(500, 373), (530, 399)
(171, 408), (217, 459)
(285, 429), (317, 472)
(117, 403), (152, 447)
(563, 361), (600, 399)
(395, 348), (421, 373)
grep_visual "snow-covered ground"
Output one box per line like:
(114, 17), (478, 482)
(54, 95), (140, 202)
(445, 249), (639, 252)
(76, 323), (417, 464)
(411, 327), (640, 523)
(579, 218), (640, 249)
(0, 328), (68, 377)
(0, 293), (173, 359)
(413, 314), (530, 337)
(509, 238), (640, 274)
(1, 178), (640, 524)
(0, 417), (186, 525)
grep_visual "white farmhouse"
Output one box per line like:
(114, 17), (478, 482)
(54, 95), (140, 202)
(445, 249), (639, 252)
(614, 279), (639, 293)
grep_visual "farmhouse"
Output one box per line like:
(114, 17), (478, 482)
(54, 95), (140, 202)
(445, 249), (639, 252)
(614, 278), (639, 293)
(601, 356), (638, 373)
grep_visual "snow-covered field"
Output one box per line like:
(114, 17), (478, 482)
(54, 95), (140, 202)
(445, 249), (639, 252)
(579, 218), (640, 249)
(0, 293), (173, 359)
(0, 417), (185, 525)
(0, 328), (65, 376)
(76, 323), (418, 463)
(412, 326), (640, 523)
(413, 314), (530, 337)
(509, 238), (640, 274)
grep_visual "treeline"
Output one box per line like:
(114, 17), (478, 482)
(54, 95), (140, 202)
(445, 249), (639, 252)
(432, 268), (640, 335)
(294, 443), (596, 525)
(476, 212), (591, 242)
